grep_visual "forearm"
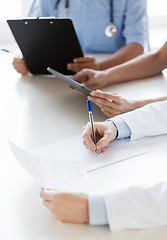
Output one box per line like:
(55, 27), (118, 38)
(97, 43), (143, 70)
(105, 42), (167, 85)
(134, 96), (167, 109)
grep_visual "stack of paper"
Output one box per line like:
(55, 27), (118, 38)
(9, 134), (149, 191)
(9, 140), (91, 191)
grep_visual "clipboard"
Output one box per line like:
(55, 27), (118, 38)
(47, 67), (91, 96)
(7, 18), (83, 75)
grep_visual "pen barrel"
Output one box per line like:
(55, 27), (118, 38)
(1, 49), (9, 53)
(89, 112), (96, 145)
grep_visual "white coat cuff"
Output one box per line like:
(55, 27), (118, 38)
(109, 116), (131, 139)
(88, 193), (108, 225)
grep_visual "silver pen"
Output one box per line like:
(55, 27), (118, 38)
(87, 100), (98, 156)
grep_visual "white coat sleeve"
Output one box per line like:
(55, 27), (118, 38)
(119, 100), (167, 140)
(104, 182), (167, 230)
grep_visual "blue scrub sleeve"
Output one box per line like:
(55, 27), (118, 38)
(122, 0), (149, 51)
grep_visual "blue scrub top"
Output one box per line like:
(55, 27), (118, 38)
(29, 0), (148, 54)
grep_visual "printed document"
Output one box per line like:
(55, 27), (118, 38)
(34, 135), (149, 172)
(9, 140), (91, 191)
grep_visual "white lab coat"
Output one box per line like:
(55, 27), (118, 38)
(121, 100), (167, 140)
(105, 182), (167, 230)
(105, 100), (167, 230)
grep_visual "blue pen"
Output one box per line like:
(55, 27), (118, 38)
(1, 49), (10, 53)
(87, 100), (98, 156)
(1, 49), (21, 58)
(1, 49), (14, 56)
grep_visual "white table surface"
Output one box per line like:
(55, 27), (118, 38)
(1, 52), (167, 240)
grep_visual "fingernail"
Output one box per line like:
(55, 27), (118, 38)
(74, 59), (77, 63)
(97, 145), (102, 150)
(90, 91), (96, 96)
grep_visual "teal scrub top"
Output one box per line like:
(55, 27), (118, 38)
(29, 0), (149, 53)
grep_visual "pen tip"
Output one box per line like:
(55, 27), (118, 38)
(95, 149), (98, 156)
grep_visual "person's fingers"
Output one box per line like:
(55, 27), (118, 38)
(82, 124), (96, 151)
(67, 65), (82, 73)
(71, 67), (86, 73)
(100, 102), (122, 117)
(82, 77), (95, 86)
(82, 80), (101, 90)
(88, 97), (119, 116)
(67, 63), (97, 73)
(13, 65), (27, 71)
(13, 69), (28, 75)
(90, 90), (120, 102)
(83, 78), (106, 90)
(82, 139), (88, 148)
(84, 123), (112, 151)
(72, 70), (89, 83)
(40, 189), (54, 201)
(13, 60), (25, 64)
(13, 67), (28, 75)
(73, 56), (95, 63)
(102, 110), (118, 118)
(82, 125), (86, 131)
(88, 96), (112, 108)
(68, 62), (95, 71)
(12, 63), (21, 67)
(72, 69), (97, 83)
(101, 147), (107, 152)
(82, 139), (94, 152)
(82, 133), (96, 152)
(12, 63), (26, 69)
(97, 147), (107, 154)
(96, 131), (113, 151)
(43, 200), (54, 210)
(12, 59), (29, 75)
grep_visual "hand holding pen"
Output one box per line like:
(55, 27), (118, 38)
(83, 100), (118, 154)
